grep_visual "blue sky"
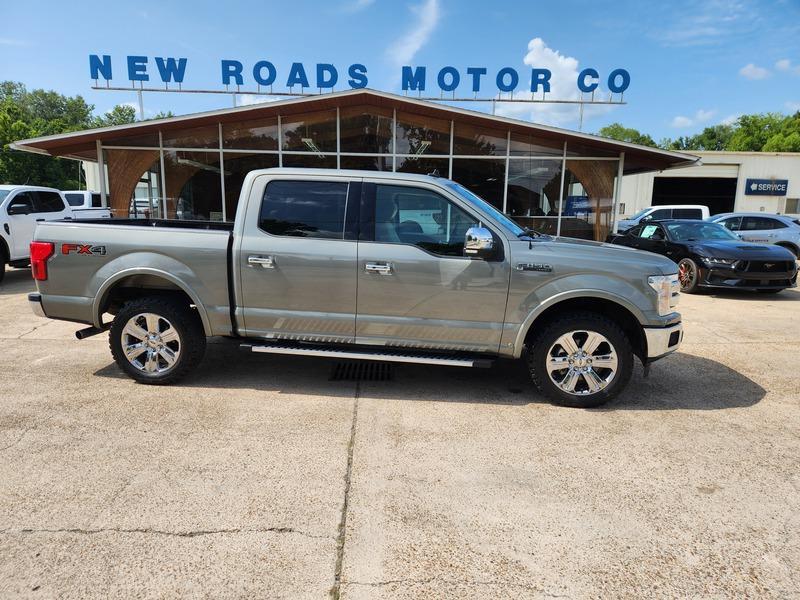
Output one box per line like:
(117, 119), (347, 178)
(2, 0), (799, 140)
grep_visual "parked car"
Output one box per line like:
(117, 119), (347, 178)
(708, 212), (800, 258)
(28, 168), (684, 408)
(616, 205), (710, 233)
(606, 219), (797, 294)
(0, 185), (73, 283)
(61, 191), (112, 220)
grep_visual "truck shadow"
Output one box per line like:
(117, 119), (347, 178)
(94, 340), (766, 411)
(0, 268), (35, 296)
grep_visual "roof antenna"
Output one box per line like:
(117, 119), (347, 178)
(428, 169), (440, 178)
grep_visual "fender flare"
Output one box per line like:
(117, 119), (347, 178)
(93, 267), (212, 335)
(512, 288), (647, 358)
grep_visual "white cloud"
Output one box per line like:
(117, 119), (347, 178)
(385, 0), (441, 67)
(721, 114), (741, 126)
(495, 38), (616, 127)
(236, 94), (280, 106)
(739, 63), (770, 80)
(0, 38), (28, 46)
(775, 59), (800, 75)
(786, 101), (800, 112)
(670, 109), (717, 128)
(652, 0), (758, 47)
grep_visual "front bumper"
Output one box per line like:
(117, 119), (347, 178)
(644, 322), (683, 360)
(700, 265), (797, 291)
(28, 293), (46, 318)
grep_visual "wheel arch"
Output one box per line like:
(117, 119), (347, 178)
(775, 241), (799, 257)
(515, 293), (647, 362)
(93, 268), (212, 335)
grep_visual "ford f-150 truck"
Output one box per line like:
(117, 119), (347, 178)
(28, 169), (683, 408)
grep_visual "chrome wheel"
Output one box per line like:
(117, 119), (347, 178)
(678, 259), (696, 290)
(121, 312), (181, 375)
(546, 330), (618, 396)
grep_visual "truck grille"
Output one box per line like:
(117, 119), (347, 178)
(741, 261), (794, 273)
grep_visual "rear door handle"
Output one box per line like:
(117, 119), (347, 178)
(365, 262), (393, 275)
(35, 218), (45, 222)
(248, 255), (275, 268)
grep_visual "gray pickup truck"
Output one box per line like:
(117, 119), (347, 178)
(28, 168), (682, 408)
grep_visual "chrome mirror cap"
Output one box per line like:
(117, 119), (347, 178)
(465, 226), (494, 255)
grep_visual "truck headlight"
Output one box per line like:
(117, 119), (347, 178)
(648, 274), (680, 316)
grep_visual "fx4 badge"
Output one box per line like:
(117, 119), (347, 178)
(516, 263), (552, 272)
(62, 243), (106, 256)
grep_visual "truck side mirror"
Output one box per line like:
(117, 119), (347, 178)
(464, 226), (494, 258)
(7, 202), (31, 215)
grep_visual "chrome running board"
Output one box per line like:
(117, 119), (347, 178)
(241, 343), (493, 368)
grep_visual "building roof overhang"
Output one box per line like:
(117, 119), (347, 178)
(10, 88), (699, 174)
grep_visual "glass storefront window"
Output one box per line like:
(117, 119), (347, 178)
(281, 109), (337, 153)
(396, 111), (450, 155)
(162, 150), (224, 220)
(506, 159), (564, 235)
(223, 152), (279, 220)
(562, 159), (618, 240)
(509, 132), (563, 157)
(339, 106), (393, 153)
(451, 158), (506, 210)
(340, 155), (391, 171)
(223, 117), (279, 150)
(282, 153), (337, 169)
(452, 123), (507, 156)
(104, 149), (162, 218)
(396, 156), (449, 178)
(162, 125), (220, 149)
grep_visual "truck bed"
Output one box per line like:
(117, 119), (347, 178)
(73, 218), (235, 231)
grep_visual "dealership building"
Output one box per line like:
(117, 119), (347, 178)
(619, 151), (800, 218)
(12, 88), (698, 242)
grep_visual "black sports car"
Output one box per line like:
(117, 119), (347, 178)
(606, 219), (798, 293)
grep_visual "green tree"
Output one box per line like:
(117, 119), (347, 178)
(666, 124), (735, 151)
(93, 104), (137, 127)
(727, 113), (787, 151)
(598, 122), (657, 147)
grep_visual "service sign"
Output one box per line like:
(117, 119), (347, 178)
(745, 178), (789, 196)
(88, 54), (631, 96)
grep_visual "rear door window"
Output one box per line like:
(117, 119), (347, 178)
(259, 180), (348, 239)
(741, 216), (782, 231)
(33, 191), (67, 213)
(64, 193), (84, 207)
(673, 208), (702, 219)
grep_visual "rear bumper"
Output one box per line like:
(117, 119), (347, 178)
(28, 293), (46, 318)
(644, 322), (683, 360)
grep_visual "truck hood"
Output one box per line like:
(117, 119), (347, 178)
(514, 236), (678, 275)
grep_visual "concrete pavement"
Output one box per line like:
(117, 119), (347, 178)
(0, 266), (798, 598)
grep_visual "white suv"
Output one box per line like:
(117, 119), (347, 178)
(709, 213), (800, 258)
(0, 185), (73, 282)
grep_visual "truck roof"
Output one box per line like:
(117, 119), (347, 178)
(0, 184), (61, 192)
(248, 167), (450, 184)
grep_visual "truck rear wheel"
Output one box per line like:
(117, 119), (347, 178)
(527, 312), (633, 408)
(109, 296), (206, 385)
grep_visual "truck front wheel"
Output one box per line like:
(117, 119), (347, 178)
(527, 312), (633, 408)
(109, 296), (206, 385)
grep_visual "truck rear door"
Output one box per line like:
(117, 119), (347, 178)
(354, 180), (510, 353)
(237, 175), (360, 342)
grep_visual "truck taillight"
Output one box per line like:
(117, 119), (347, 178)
(30, 241), (55, 281)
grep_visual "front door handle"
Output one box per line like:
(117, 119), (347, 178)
(36, 218), (45, 222)
(248, 255), (275, 268)
(365, 262), (393, 275)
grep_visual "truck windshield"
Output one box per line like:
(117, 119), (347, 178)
(444, 182), (525, 237)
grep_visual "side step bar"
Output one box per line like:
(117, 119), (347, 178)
(241, 343), (493, 368)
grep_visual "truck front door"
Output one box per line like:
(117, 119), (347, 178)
(355, 181), (510, 353)
(237, 176), (360, 342)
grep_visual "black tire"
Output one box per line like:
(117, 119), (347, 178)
(109, 296), (206, 385)
(678, 258), (701, 293)
(776, 243), (799, 259)
(0, 260), (5, 284)
(527, 312), (634, 408)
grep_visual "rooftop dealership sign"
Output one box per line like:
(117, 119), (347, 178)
(88, 55), (631, 97)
